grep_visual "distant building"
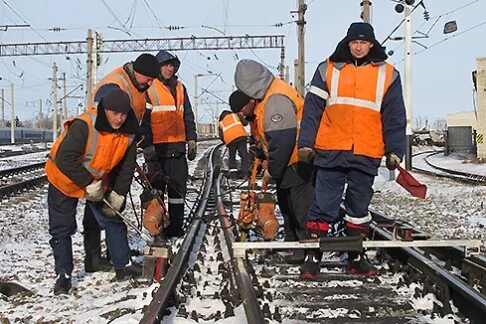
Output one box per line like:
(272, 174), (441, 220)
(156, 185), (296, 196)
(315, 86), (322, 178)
(446, 111), (477, 129)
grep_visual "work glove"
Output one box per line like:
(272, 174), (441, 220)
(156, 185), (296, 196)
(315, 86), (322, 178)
(143, 146), (157, 162)
(262, 169), (272, 185)
(85, 179), (104, 202)
(145, 161), (163, 185)
(187, 140), (197, 161)
(385, 152), (401, 170)
(297, 147), (315, 164)
(101, 191), (125, 218)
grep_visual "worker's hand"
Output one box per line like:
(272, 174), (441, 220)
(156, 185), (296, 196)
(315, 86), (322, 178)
(298, 147), (315, 164)
(143, 146), (157, 162)
(262, 169), (272, 185)
(385, 152), (401, 170)
(187, 140), (197, 161)
(145, 161), (162, 185)
(101, 191), (125, 217)
(85, 180), (104, 202)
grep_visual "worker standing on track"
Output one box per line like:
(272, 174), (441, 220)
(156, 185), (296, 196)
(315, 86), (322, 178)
(232, 60), (313, 263)
(45, 89), (142, 295)
(218, 108), (249, 179)
(81, 53), (160, 274)
(140, 50), (197, 239)
(298, 22), (406, 279)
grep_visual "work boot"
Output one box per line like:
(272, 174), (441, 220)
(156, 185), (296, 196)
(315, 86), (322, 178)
(53, 272), (72, 295)
(115, 262), (143, 281)
(346, 253), (378, 276)
(299, 249), (322, 280)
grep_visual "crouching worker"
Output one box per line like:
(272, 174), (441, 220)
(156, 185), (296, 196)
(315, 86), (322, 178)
(45, 89), (141, 295)
(218, 108), (249, 179)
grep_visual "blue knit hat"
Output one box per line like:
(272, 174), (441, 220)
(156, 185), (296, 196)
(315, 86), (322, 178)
(345, 22), (377, 43)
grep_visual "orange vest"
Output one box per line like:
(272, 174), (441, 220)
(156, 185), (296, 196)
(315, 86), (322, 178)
(94, 67), (147, 122)
(147, 79), (186, 144)
(253, 78), (303, 166)
(315, 60), (394, 158)
(45, 108), (135, 198)
(219, 113), (247, 145)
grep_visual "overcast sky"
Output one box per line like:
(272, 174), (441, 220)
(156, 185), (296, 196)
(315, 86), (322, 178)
(0, 0), (485, 126)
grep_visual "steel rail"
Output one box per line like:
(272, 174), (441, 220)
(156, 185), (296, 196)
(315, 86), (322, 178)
(140, 145), (219, 323)
(0, 175), (46, 198)
(215, 172), (265, 324)
(369, 210), (486, 323)
(0, 162), (45, 179)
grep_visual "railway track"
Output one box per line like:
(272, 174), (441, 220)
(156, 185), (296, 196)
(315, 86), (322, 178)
(412, 150), (486, 184)
(0, 162), (46, 198)
(136, 144), (485, 323)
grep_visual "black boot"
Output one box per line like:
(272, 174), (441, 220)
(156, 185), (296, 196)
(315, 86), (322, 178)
(345, 224), (377, 276)
(115, 262), (143, 281)
(84, 229), (112, 273)
(53, 272), (72, 295)
(299, 249), (323, 280)
(299, 221), (328, 280)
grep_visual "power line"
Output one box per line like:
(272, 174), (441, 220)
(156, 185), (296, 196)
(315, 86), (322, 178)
(1, 0), (48, 42)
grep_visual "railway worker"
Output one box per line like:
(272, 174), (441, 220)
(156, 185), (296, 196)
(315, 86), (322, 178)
(298, 22), (406, 279)
(232, 60), (313, 263)
(82, 53), (160, 274)
(45, 89), (142, 295)
(140, 50), (197, 239)
(218, 106), (249, 179)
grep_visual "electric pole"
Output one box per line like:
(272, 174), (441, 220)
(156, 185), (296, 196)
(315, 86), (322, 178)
(39, 98), (43, 129)
(404, 4), (413, 170)
(295, 0), (307, 96)
(194, 74), (199, 133)
(361, 1), (372, 23)
(10, 83), (14, 144)
(1, 88), (4, 128)
(86, 29), (95, 109)
(52, 62), (58, 142)
(62, 72), (68, 121)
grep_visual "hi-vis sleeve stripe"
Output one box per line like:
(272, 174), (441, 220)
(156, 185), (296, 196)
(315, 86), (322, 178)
(152, 105), (177, 112)
(309, 85), (329, 100)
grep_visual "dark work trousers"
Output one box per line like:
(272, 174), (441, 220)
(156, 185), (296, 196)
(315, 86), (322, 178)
(308, 166), (375, 225)
(86, 203), (130, 269)
(276, 181), (314, 242)
(154, 154), (188, 238)
(48, 184), (78, 275)
(228, 139), (250, 174)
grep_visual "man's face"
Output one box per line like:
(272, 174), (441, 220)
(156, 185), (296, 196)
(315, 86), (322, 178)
(105, 109), (128, 130)
(134, 72), (155, 88)
(240, 99), (256, 120)
(348, 40), (373, 59)
(161, 63), (175, 79)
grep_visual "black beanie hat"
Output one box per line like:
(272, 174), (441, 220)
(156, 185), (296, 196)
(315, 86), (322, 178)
(229, 90), (251, 113)
(101, 89), (131, 114)
(345, 22), (377, 43)
(133, 53), (159, 78)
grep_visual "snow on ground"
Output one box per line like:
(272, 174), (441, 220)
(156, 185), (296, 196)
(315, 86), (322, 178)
(0, 143), (485, 323)
(0, 150), (49, 171)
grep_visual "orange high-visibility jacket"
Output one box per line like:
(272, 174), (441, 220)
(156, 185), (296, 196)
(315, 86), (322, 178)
(315, 60), (394, 158)
(95, 67), (146, 122)
(146, 79), (186, 144)
(253, 78), (303, 166)
(219, 113), (247, 145)
(45, 108), (135, 198)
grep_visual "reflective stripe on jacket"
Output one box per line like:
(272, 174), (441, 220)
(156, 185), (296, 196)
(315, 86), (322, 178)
(315, 60), (394, 158)
(147, 79), (186, 144)
(219, 113), (247, 145)
(253, 78), (303, 166)
(45, 108), (135, 198)
(95, 67), (146, 122)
